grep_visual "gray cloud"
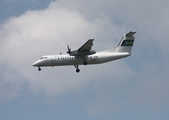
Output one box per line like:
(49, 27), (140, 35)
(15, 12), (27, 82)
(0, 0), (169, 119)
(0, 2), (128, 99)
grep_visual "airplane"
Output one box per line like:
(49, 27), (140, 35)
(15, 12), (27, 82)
(32, 31), (136, 73)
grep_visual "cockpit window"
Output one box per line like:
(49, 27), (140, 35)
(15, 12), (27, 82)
(40, 57), (47, 59)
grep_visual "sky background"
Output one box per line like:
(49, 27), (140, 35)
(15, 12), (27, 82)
(0, 0), (169, 120)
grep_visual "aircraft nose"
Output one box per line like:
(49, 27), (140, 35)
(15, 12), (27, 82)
(32, 61), (39, 66)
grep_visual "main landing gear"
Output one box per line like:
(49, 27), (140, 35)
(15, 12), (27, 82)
(83, 61), (87, 65)
(81, 57), (87, 65)
(74, 65), (80, 73)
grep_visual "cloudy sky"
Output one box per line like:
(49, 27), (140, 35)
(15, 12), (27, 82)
(0, 0), (169, 120)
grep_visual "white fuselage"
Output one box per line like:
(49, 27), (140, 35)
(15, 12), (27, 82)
(32, 52), (130, 67)
(32, 31), (136, 72)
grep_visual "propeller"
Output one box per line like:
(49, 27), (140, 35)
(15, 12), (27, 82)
(67, 45), (71, 54)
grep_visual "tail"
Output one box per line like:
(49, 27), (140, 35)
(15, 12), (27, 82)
(115, 31), (136, 54)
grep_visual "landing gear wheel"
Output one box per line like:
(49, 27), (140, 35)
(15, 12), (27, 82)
(38, 67), (41, 71)
(84, 61), (87, 65)
(74, 65), (80, 73)
(76, 69), (80, 73)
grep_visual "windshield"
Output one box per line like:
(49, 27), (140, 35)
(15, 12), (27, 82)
(40, 57), (47, 59)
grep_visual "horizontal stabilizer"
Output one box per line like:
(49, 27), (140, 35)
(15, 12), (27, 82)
(126, 31), (137, 37)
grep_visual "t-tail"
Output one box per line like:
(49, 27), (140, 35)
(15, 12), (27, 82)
(115, 31), (136, 54)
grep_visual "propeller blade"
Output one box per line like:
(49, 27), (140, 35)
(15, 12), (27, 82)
(67, 45), (71, 54)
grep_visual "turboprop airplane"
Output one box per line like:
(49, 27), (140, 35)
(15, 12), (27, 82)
(32, 31), (136, 73)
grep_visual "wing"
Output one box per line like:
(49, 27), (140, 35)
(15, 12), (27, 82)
(78, 39), (94, 52)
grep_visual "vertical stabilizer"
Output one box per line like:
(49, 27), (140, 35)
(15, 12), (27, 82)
(115, 31), (136, 54)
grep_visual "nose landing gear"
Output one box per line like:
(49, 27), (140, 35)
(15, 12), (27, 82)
(38, 67), (41, 71)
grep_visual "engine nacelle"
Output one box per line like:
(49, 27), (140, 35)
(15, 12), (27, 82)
(69, 50), (96, 56)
